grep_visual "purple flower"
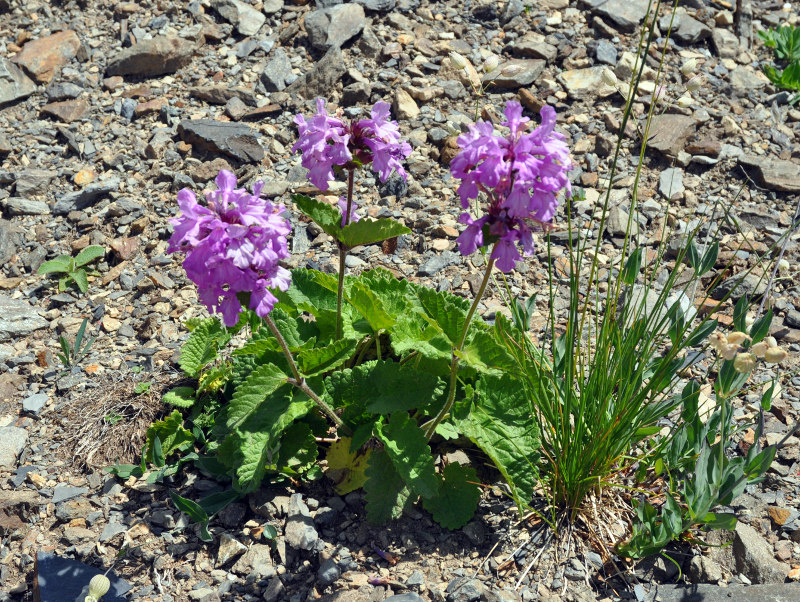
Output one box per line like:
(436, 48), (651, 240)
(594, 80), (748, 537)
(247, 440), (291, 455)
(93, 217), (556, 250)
(337, 197), (361, 227)
(450, 101), (572, 272)
(291, 99), (412, 190)
(168, 170), (292, 326)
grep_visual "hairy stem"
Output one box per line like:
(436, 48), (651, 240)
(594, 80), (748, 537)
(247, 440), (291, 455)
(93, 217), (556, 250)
(336, 169), (356, 340)
(265, 315), (349, 434)
(424, 246), (497, 440)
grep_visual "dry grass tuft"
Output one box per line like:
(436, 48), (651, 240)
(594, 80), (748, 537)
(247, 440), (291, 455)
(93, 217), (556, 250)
(54, 368), (182, 469)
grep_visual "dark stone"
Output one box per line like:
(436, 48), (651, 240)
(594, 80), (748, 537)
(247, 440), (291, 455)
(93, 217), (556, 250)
(52, 178), (121, 215)
(0, 220), (20, 265)
(105, 36), (197, 77)
(34, 551), (132, 601)
(355, 0), (396, 10)
(418, 251), (460, 277)
(260, 48), (293, 92)
(190, 85), (257, 106)
(178, 120), (264, 163)
(286, 46), (347, 99)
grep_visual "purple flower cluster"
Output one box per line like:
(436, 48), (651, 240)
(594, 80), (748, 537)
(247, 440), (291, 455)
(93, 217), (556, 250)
(451, 101), (573, 272)
(291, 99), (412, 190)
(168, 170), (292, 326)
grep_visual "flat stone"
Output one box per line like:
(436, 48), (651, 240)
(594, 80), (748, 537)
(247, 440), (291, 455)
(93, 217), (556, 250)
(106, 36), (197, 77)
(733, 522), (790, 584)
(45, 81), (84, 100)
(2, 197), (49, 216)
(286, 46), (347, 99)
(0, 220), (20, 264)
(483, 59), (546, 89)
(52, 177), (121, 215)
(260, 48), (293, 92)
(711, 272), (767, 300)
(55, 498), (94, 522)
(592, 0), (651, 32)
(99, 522), (128, 542)
(507, 34), (557, 62)
(305, 4), (366, 51)
(12, 30), (81, 84)
(558, 66), (616, 98)
(190, 85), (257, 106)
(53, 484), (89, 504)
(0, 58), (36, 105)
(655, 584), (800, 602)
(178, 119), (264, 163)
(35, 551), (131, 601)
(729, 66), (767, 91)
(231, 543), (273, 576)
(213, 0), (266, 36)
(216, 533), (248, 567)
(40, 98), (89, 123)
(22, 393), (48, 414)
(0, 296), (48, 341)
(739, 154), (800, 192)
(355, 0), (395, 10)
(647, 114), (695, 156)
(0, 426), (27, 469)
(285, 493), (318, 550)
(659, 167), (684, 200)
(15, 169), (55, 196)
(393, 88), (419, 120)
(418, 251), (460, 276)
(712, 28), (739, 58)
(671, 13), (712, 44)
(262, 0), (284, 14)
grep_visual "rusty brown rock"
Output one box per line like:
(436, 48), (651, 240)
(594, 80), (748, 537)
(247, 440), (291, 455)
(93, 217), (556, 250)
(133, 98), (166, 118)
(40, 99), (89, 123)
(11, 30), (81, 84)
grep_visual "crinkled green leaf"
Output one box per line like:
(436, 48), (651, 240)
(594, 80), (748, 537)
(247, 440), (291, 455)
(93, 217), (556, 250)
(458, 329), (517, 374)
(416, 285), (468, 346)
(276, 422), (318, 472)
(226, 363), (289, 429)
(364, 449), (411, 524)
(422, 463), (481, 530)
(74, 245), (105, 268)
(375, 413), (439, 499)
(292, 193), (343, 240)
(325, 360), (445, 414)
(457, 374), (539, 510)
(72, 269), (89, 293)
(180, 319), (225, 378)
(38, 255), (73, 275)
(162, 386), (197, 408)
(145, 409), (194, 464)
(297, 338), (358, 376)
(339, 218), (410, 248)
(346, 280), (395, 332)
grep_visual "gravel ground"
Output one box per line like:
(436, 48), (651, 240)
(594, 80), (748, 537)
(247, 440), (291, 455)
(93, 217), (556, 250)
(1, 0), (800, 600)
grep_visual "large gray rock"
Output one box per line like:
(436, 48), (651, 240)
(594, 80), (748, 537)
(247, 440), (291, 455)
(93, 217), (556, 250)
(483, 59), (546, 89)
(213, 0), (266, 37)
(52, 177), (121, 215)
(739, 154), (800, 192)
(729, 66), (767, 91)
(0, 426), (27, 469)
(231, 543), (273, 576)
(284, 493), (318, 550)
(260, 48), (293, 92)
(558, 66), (616, 98)
(712, 28), (740, 58)
(178, 120), (264, 163)
(664, 12), (712, 44)
(711, 272), (768, 300)
(659, 167), (684, 200)
(286, 46), (347, 99)
(591, 0), (651, 32)
(656, 584), (800, 602)
(0, 296), (47, 341)
(733, 522), (790, 584)
(0, 58), (36, 105)
(305, 4), (365, 51)
(14, 168), (55, 197)
(0, 220), (20, 265)
(106, 36), (197, 77)
(646, 114), (695, 156)
(2, 197), (49, 216)
(216, 533), (247, 567)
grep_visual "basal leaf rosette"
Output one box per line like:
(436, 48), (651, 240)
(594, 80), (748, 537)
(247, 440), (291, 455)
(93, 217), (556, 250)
(168, 170), (292, 326)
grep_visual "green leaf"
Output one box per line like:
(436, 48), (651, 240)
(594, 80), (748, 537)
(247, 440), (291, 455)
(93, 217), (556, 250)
(105, 463), (143, 479)
(74, 245), (105, 268)
(663, 494), (683, 536)
(457, 374), (539, 510)
(686, 240), (700, 274)
(179, 319), (225, 378)
(326, 436), (372, 495)
(761, 381), (777, 411)
(58, 274), (72, 292)
(145, 410), (194, 464)
(198, 490), (241, 516)
(37, 255), (73, 275)
(292, 194), (342, 240)
(169, 490), (212, 542)
(698, 242), (719, 276)
(162, 386), (197, 408)
(459, 329), (517, 373)
(346, 280), (395, 332)
(749, 309), (772, 344)
(375, 413), (439, 499)
(745, 445), (776, 478)
(297, 338), (358, 377)
(325, 360), (445, 414)
(700, 512), (737, 530)
(621, 248), (644, 285)
(364, 449), (411, 524)
(422, 464), (481, 530)
(226, 363), (289, 429)
(276, 422), (318, 472)
(339, 218), (411, 249)
(733, 295), (749, 333)
(71, 269), (89, 293)
(416, 286), (468, 346)
(684, 318), (718, 348)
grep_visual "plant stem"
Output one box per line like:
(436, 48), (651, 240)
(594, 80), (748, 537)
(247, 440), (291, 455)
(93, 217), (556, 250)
(265, 315), (349, 434)
(336, 169), (356, 340)
(424, 246), (497, 440)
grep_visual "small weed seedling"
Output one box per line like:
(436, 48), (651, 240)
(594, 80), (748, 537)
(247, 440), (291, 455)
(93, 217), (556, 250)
(133, 382), (152, 395)
(759, 24), (800, 104)
(58, 317), (97, 371)
(38, 245), (105, 294)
